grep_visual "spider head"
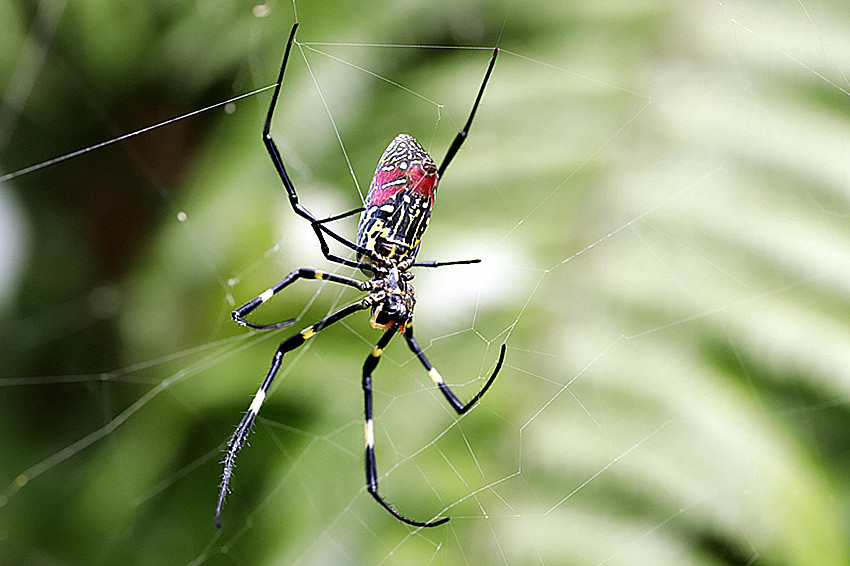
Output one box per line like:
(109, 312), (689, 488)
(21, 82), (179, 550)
(370, 292), (410, 330)
(368, 266), (415, 330)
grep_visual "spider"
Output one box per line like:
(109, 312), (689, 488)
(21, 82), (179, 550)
(215, 23), (505, 529)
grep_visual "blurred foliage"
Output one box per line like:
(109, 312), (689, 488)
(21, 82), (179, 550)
(2, 0), (850, 565)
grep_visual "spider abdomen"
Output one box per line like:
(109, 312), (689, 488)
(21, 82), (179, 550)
(357, 134), (437, 265)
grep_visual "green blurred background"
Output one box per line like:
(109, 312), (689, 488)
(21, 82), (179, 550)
(2, 0), (850, 564)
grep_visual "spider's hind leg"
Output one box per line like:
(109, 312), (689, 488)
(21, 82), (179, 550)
(261, 23), (364, 268)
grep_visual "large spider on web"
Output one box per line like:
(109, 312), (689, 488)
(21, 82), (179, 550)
(215, 23), (505, 529)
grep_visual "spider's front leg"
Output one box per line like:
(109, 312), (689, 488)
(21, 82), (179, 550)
(216, 299), (369, 529)
(361, 324), (450, 527)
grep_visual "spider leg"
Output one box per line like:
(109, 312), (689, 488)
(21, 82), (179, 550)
(216, 299), (369, 529)
(232, 267), (366, 330)
(404, 322), (506, 414)
(362, 325), (450, 527)
(263, 23), (363, 267)
(311, 208), (374, 270)
(419, 50), (498, 271)
(315, 206), (365, 225)
(412, 258), (481, 268)
(437, 46), (499, 177)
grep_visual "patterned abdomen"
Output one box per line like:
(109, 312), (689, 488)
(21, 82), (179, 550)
(357, 134), (438, 265)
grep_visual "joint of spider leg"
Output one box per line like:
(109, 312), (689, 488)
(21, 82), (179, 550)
(397, 257), (415, 271)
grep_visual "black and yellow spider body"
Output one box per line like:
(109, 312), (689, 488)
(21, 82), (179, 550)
(215, 23), (504, 530)
(357, 134), (437, 267)
(356, 134), (438, 329)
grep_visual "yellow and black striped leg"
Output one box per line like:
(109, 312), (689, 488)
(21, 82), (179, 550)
(215, 300), (369, 529)
(232, 268), (367, 330)
(363, 325), (450, 527)
(403, 322), (506, 415)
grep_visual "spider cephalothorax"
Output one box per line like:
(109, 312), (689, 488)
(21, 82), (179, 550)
(216, 23), (504, 530)
(363, 259), (416, 330)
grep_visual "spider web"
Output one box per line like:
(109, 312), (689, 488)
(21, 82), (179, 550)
(2, 1), (850, 565)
